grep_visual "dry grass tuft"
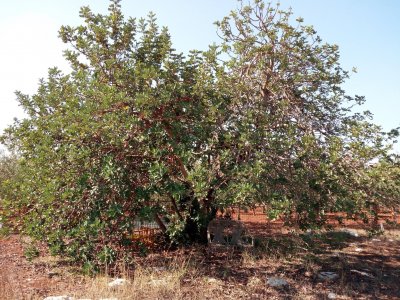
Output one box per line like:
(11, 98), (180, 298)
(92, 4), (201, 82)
(74, 256), (196, 300)
(2, 229), (400, 299)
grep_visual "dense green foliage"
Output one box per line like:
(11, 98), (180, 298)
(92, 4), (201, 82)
(1, 0), (399, 268)
(0, 152), (18, 194)
(0, 151), (19, 209)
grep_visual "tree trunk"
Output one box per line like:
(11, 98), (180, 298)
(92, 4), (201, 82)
(154, 213), (167, 233)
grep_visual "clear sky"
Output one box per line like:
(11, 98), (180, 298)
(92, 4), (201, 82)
(0, 0), (399, 152)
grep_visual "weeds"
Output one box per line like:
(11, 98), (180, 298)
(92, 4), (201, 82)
(1, 229), (399, 299)
(367, 227), (385, 238)
(70, 255), (194, 300)
(23, 244), (40, 262)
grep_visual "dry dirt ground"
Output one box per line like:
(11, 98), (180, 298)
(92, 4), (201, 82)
(0, 227), (399, 300)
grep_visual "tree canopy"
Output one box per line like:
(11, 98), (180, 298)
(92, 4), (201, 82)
(1, 0), (399, 268)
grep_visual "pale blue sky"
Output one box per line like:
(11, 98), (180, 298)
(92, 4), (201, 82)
(0, 1), (399, 151)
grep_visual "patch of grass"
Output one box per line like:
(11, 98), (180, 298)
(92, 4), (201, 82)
(24, 244), (40, 262)
(70, 256), (197, 300)
(0, 225), (11, 238)
(367, 227), (385, 238)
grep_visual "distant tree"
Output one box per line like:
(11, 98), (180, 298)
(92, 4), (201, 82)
(360, 155), (400, 226)
(1, 0), (398, 269)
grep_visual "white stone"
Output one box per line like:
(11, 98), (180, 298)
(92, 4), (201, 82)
(327, 292), (337, 299)
(354, 248), (363, 252)
(108, 278), (128, 288)
(318, 272), (339, 281)
(247, 276), (262, 287)
(43, 296), (74, 300)
(266, 277), (289, 287)
(205, 277), (219, 283)
(350, 269), (374, 278)
(305, 229), (314, 236)
(343, 229), (359, 237)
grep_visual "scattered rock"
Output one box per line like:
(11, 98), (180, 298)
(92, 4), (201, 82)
(354, 248), (363, 252)
(108, 278), (128, 288)
(318, 272), (339, 281)
(266, 277), (289, 287)
(388, 239), (394, 242)
(247, 276), (262, 287)
(205, 277), (220, 284)
(43, 296), (74, 300)
(342, 229), (359, 237)
(152, 266), (167, 272)
(371, 238), (381, 242)
(350, 269), (374, 278)
(327, 292), (337, 299)
(304, 229), (314, 236)
(47, 270), (60, 278)
(304, 271), (312, 277)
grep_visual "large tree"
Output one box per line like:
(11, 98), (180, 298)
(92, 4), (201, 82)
(214, 1), (399, 226)
(1, 0), (398, 268)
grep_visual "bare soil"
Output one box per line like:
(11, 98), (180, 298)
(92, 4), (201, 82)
(1, 226), (399, 299)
